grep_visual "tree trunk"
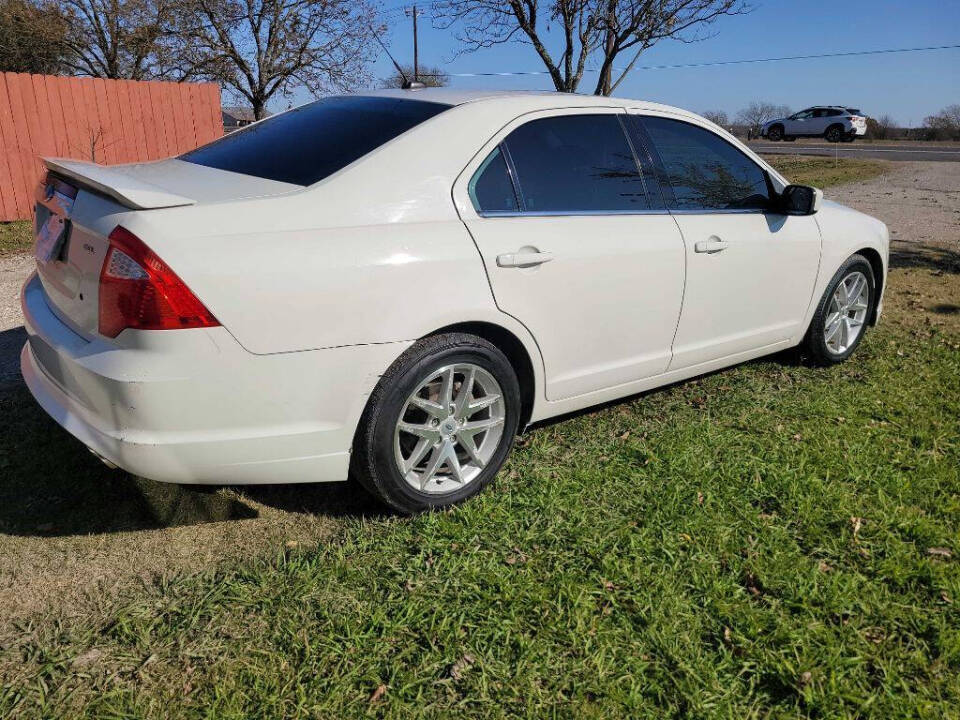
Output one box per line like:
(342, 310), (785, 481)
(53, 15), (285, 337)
(598, 0), (617, 95)
(251, 97), (267, 121)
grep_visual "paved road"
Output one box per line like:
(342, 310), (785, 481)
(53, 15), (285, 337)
(749, 142), (960, 162)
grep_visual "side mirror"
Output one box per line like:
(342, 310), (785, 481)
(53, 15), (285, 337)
(780, 184), (822, 215)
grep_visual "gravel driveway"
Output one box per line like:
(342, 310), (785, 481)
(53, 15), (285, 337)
(1, 161), (958, 385)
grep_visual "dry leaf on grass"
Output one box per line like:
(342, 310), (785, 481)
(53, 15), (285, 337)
(369, 684), (387, 704)
(450, 654), (476, 681)
(71, 648), (103, 669)
(850, 517), (863, 538)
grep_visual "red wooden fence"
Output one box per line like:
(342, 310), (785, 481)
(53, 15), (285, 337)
(0, 73), (223, 221)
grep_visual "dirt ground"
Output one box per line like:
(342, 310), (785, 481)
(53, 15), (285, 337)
(0, 161), (958, 628)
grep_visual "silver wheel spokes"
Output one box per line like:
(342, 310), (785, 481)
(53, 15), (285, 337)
(824, 270), (869, 355)
(394, 363), (505, 495)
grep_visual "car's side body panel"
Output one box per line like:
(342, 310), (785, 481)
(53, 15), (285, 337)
(807, 200), (889, 324)
(666, 212), (822, 369)
(452, 107), (687, 401)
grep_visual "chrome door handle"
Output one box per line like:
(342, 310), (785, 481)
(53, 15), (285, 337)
(496, 250), (554, 268)
(694, 238), (727, 254)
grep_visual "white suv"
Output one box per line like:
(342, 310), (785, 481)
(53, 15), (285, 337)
(762, 106), (867, 143)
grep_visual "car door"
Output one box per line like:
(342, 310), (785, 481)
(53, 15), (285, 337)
(808, 108), (830, 135)
(453, 110), (686, 401)
(785, 109), (814, 136)
(628, 113), (821, 369)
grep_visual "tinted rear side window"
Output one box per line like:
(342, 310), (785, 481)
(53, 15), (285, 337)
(641, 116), (770, 211)
(469, 147), (519, 213)
(503, 115), (649, 213)
(181, 96), (450, 186)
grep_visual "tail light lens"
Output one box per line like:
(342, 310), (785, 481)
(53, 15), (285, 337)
(99, 226), (219, 338)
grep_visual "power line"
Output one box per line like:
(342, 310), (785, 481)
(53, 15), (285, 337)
(411, 43), (960, 78)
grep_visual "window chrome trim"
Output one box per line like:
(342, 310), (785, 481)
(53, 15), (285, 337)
(668, 207), (772, 216)
(498, 140), (525, 212)
(476, 207), (780, 219)
(476, 208), (672, 218)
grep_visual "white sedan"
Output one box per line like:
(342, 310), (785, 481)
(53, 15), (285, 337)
(21, 89), (888, 513)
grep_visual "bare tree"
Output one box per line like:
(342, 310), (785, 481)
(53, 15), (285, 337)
(923, 104), (960, 141)
(58, 0), (176, 79)
(383, 64), (450, 88)
(433, 0), (751, 95)
(0, 0), (70, 73)
(866, 113), (895, 140)
(700, 109), (728, 127)
(173, 0), (379, 120)
(735, 101), (790, 136)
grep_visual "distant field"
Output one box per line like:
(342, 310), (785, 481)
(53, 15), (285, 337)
(761, 155), (890, 188)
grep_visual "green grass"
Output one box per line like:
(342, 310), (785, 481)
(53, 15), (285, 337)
(2, 267), (958, 718)
(0, 221), (32, 256)
(761, 155), (889, 188)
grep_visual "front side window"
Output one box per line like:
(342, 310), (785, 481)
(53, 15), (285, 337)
(502, 114), (649, 213)
(181, 96), (450, 186)
(641, 116), (770, 212)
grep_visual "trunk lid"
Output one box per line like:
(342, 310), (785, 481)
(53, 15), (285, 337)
(33, 158), (300, 339)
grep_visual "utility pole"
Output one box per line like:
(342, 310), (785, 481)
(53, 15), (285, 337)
(406, 4), (420, 83)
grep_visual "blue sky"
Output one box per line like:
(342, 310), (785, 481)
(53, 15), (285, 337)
(345, 0), (959, 126)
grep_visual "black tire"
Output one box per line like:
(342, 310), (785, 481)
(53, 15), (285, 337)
(351, 333), (521, 514)
(784, 136), (797, 142)
(841, 134), (856, 143)
(803, 254), (876, 365)
(767, 124), (784, 141)
(825, 124), (844, 143)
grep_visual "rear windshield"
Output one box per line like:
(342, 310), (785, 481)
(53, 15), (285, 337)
(180, 96), (451, 186)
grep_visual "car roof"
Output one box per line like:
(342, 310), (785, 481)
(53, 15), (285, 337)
(360, 87), (696, 116)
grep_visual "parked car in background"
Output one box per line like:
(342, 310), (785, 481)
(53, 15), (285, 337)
(22, 89), (889, 514)
(762, 106), (867, 142)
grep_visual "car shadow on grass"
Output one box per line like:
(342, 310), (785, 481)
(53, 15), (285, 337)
(890, 243), (960, 273)
(525, 347), (807, 434)
(1, 324), (385, 534)
(238, 480), (390, 520)
(0, 371), (259, 538)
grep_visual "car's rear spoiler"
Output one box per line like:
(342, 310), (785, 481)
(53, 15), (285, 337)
(42, 158), (196, 210)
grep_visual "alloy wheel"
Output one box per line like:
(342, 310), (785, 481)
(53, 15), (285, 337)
(824, 271), (869, 355)
(394, 363), (506, 494)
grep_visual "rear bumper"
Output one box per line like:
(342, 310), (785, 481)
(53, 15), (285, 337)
(20, 273), (409, 484)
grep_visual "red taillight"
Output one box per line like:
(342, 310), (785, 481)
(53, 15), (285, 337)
(98, 226), (219, 338)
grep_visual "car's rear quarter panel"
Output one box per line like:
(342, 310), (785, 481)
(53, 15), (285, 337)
(126, 102), (549, 356)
